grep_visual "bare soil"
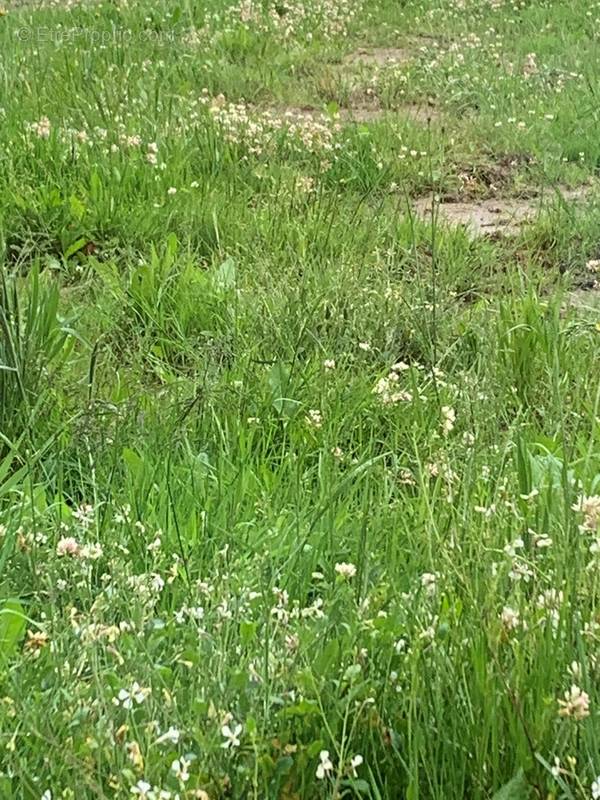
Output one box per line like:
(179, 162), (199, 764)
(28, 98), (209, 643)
(413, 185), (595, 237)
(342, 47), (414, 67)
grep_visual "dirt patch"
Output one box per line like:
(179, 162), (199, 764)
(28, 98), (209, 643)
(413, 185), (595, 238)
(267, 101), (440, 126)
(340, 103), (439, 124)
(343, 47), (413, 67)
(450, 153), (537, 200)
(567, 287), (600, 310)
(413, 197), (537, 236)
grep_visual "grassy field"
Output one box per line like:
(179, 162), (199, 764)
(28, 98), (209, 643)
(1, 0), (600, 797)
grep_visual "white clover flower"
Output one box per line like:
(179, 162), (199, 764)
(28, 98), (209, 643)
(335, 562), (357, 579)
(32, 116), (51, 138)
(114, 505), (132, 524)
(56, 536), (81, 557)
(72, 503), (94, 527)
(572, 495), (600, 531)
(500, 606), (520, 630)
(441, 406), (456, 435)
(558, 684), (590, 720)
(80, 543), (103, 561)
(305, 409), (323, 429)
(420, 572), (437, 595)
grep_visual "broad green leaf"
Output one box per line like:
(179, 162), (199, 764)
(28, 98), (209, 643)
(214, 257), (236, 292)
(0, 599), (26, 660)
(280, 699), (320, 718)
(492, 770), (530, 800)
(69, 194), (86, 221)
(63, 237), (87, 260)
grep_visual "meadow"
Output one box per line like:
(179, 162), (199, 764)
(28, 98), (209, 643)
(1, 0), (600, 797)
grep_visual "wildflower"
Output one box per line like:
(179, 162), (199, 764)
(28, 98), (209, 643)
(115, 504), (132, 524)
(522, 53), (538, 76)
(592, 776), (600, 799)
(56, 536), (81, 557)
(335, 562), (357, 579)
(441, 406), (456, 435)
(420, 572), (437, 596)
(572, 495), (600, 531)
(130, 782), (152, 798)
(568, 661), (582, 680)
(114, 682), (151, 710)
(167, 187), (177, 196)
(80, 543), (103, 560)
(323, 358), (336, 370)
(349, 754), (363, 776)
(221, 722), (242, 748)
(72, 503), (94, 527)
(305, 409), (323, 429)
(508, 560), (534, 583)
(391, 361), (410, 374)
(296, 175), (316, 194)
(316, 750), (334, 779)
(358, 341), (371, 351)
(32, 116), (51, 138)
(171, 756), (191, 783)
(126, 740), (144, 771)
(500, 606), (520, 631)
(558, 685), (590, 720)
(331, 446), (344, 460)
(372, 372), (412, 406)
(504, 538), (524, 557)
(24, 629), (49, 656)
(146, 142), (158, 166)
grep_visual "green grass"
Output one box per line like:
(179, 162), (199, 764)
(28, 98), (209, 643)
(1, 0), (600, 798)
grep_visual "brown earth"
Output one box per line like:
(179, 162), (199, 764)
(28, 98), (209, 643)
(413, 185), (595, 238)
(342, 47), (413, 67)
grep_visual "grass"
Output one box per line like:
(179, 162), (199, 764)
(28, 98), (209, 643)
(0, 0), (600, 797)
